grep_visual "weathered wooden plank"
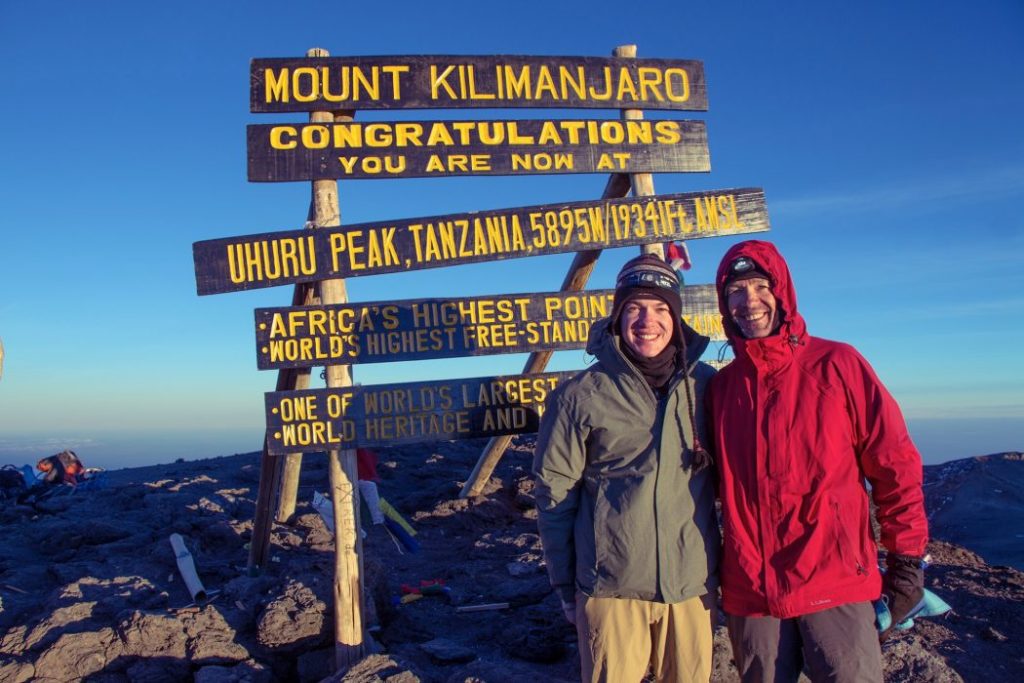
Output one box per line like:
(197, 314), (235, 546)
(193, 188), (769, 295)
(246, 118), (708, 182)
(265, 371), (577, 455)
(251, 55), (706, 113)
(254, 285), (722, 369)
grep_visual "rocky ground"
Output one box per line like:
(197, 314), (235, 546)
(1, 441), (1022, 682)
(924, 453), (1024, 571)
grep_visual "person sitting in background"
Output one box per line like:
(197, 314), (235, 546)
(37, 450), (85, 485)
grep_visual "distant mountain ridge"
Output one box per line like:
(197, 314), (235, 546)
(924, 452), (1024, 571)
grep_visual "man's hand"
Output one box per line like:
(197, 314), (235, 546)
(561, 599), (577, 625)
(880, 554), (925, 639)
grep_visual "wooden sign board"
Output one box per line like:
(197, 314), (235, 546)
(251, 55), (707, 113)
(193, 188), (768, 295)
(247, 118), (708, 182)
(265, 370), (577, 455)
(254, 285), (722, 369)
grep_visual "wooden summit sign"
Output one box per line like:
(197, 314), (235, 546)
(193, 188), (768, 295)
(254, 285), (722, 369)
(247, 118), (708, 182)
(251, 55), (707, 112)
(265, 370), (576, 455)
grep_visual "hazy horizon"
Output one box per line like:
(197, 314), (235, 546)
(1, 417), (1018, 473)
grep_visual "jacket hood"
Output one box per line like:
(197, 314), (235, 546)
(586, 316), (709, 369)
(715, 240), (807, 350)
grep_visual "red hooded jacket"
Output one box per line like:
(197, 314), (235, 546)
(707, 240), (928, 618)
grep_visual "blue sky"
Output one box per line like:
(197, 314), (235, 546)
(1, 0), (1021, 469)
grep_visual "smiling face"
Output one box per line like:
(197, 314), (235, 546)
(619, 296), (676, 357)
(725, 276), (780, 339)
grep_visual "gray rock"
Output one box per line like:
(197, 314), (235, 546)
(117, 611), (188, 658)
(0, 661), (34, 683)
(505, 561), (536, 577)
(124, 657), (191, 682)
(185, 607), (250, 664)
(257, 581), (329, 653)
(32, 628), (123, 682)
(420, 638), (477, 664)
(883, 635), (964, 682)
(194, 659), (273, 683)
(316, 653), (423, 682)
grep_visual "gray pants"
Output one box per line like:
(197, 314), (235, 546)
(726, 601), (882, 683)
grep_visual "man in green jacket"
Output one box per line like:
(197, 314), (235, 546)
(533, 254), (721, 683)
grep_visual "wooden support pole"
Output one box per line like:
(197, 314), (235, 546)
(248, 46), (365, 672)
(615, 44), (664, 260)
(248, 289), (315, 571)
(275, 452), (303, 523)
(274, 200), (328, 524)
(247, 440), (281, 572)
(458, 172), (632, 499)
(302, 47), (365, 673)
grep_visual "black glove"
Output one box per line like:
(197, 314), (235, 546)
(880, 553), (925, 639)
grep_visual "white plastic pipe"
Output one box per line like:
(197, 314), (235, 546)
(169, 533), (208, 603)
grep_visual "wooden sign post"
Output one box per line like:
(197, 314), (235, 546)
(195, 43), (771, 677)
(246, 47), (367, 669)
(303, 49), (366, 670)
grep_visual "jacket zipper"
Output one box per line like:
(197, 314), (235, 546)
(833, 500), (867, 575)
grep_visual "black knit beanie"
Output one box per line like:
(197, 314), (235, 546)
(610, 254), (683, 336)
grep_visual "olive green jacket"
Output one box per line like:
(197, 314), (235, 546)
(533, 318), (720, 604)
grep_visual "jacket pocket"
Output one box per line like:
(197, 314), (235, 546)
(589, 472), (649, 596)
(832, 499), (868, 578)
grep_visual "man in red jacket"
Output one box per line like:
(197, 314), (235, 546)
(706, 240), (929, 681)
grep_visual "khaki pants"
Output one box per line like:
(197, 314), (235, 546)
(576, 593), (716, 683)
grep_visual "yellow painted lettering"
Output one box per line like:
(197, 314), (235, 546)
(467, 65), (495, 99)
(664, 68), (691, 102)
(637, 68), (665, 101)
(291, 67), (319, 102)
(264, 68), (289, 103)
(654, 120), (682, 144)
(337, 156), (358, 174)
(270, 126), (297, 150)
(352, 67), (380, 101)
(330, 233), (347, 272)
(430, 64), (458, 99)
(502, 65), (531, 99)
(559, 66), (586, 100)
(381, 65), (409, 100)
(425, 155), (445, 172)
(301, 125), (330, 149)
(615, 67), (639, 101)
